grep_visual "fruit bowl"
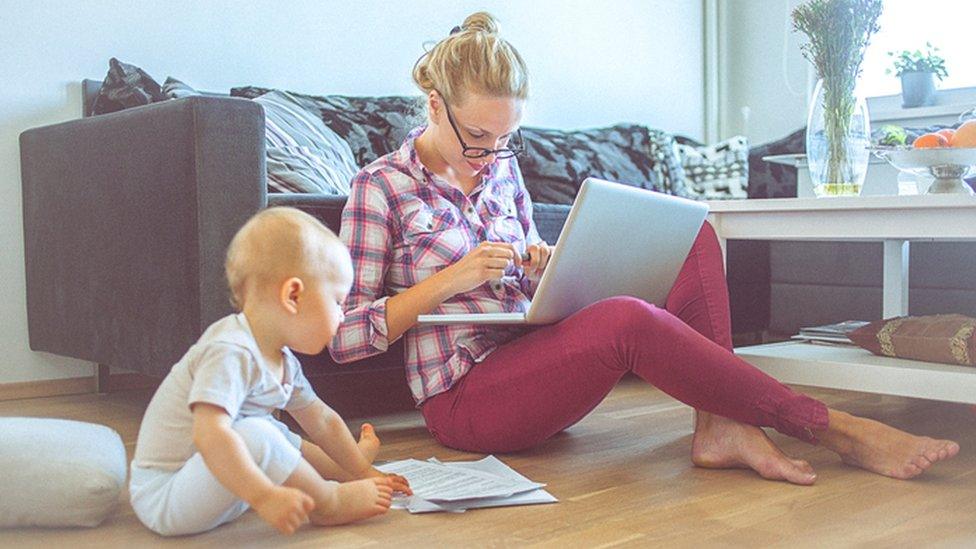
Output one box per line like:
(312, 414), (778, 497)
(870, 147), (976, 194)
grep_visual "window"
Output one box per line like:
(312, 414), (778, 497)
(856, 0), (976, 98)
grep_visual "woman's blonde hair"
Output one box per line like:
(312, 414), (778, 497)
(412, 12), (528, 106)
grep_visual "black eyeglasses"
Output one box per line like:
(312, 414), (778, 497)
(439, 93), (524, 159)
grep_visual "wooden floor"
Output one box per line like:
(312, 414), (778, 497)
(1, 377), (975, 548)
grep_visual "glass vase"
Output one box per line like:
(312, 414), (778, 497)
(805, 79), (871, 197)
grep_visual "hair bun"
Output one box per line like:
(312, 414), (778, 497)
(461, 12), (500, 35)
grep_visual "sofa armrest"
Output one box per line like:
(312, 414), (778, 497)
(20, 96), (266, 376)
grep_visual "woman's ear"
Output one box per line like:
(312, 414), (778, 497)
(280, 277), (304, 315)
(427, 90), (442, 125)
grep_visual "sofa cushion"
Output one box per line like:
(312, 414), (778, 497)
(849, 314), (976, 366)
(232, 86), (425, 167)
(0, 418), (127, 528)
(747, 128), (806, 198)
(266, 146), (353, 194)
(90, 58), (166, 116)
(161, 76), (200, 99)
(675, 136), (749, 200)
(518, 124), (682, 205)
(253, 90), (359, 194)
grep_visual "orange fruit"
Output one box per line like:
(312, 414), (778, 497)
(937, 129), (956, 141)
(950, 120), (976, 148)
(913, 133), (949, 148)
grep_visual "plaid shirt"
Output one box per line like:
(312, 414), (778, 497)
(330, 128), (542, 404)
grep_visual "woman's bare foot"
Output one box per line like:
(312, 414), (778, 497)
(358, 423), (380, 463)
(691, 412), (817, 486)
(310, 477), (394, 526)
(817, 410), (959, 479)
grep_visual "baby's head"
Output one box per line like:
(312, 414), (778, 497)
(225, 207), (353, 354)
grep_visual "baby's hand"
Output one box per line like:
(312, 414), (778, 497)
(253, 486), (315, 535)
(365, 467), (413, 496)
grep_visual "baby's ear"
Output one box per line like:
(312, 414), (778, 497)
(280, 277), (304, 314)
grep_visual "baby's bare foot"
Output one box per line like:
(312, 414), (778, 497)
(692, 412), (817, 485)
(358, 423), (380, 463)
(820, 411), (959, 479)
(311, 478), (393, 526)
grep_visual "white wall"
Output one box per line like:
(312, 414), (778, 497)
(0, 0), (703, 384)
(723, 0), (813, 145)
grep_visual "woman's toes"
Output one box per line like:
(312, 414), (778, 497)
(913, 454), (933, 469)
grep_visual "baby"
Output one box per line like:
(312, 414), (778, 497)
(129, 207), (410, 536)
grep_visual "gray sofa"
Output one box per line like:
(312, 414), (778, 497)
(19, 93), (576, 413)
(18, 85), (766, 415)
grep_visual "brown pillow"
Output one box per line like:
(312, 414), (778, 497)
(848, 314), (976, 366)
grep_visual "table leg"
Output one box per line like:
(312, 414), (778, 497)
(882, 240), (909, 318)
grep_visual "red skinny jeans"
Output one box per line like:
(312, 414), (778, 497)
(421, 221), (829, 453)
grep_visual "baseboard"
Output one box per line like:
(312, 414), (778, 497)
(0, 376), (95, 401)
(0, 372), (159, 402)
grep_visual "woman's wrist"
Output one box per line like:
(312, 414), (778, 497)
(426, 266), (460, 303)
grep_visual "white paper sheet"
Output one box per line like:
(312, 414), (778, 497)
(377, 456), (558, 514)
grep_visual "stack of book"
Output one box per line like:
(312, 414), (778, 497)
(792, 320), (871, 344)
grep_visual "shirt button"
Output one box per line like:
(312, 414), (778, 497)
(466, 207), (475, 214)
(491, 281), (502, 292)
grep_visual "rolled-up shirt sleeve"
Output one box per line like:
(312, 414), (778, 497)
(330, 171), (396, 363)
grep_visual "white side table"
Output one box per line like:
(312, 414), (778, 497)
(707, 194), (976, 403)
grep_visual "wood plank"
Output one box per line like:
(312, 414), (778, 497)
(1, 379), (974, 546)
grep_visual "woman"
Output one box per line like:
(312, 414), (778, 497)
(331, 12), (957, 485)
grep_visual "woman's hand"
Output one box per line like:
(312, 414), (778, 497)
(522, 242), (552, 277)
(440, 241), (519, 295)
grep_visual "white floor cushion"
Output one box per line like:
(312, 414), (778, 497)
(0, 417), (127, 528)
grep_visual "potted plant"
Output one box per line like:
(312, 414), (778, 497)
(793, 0), (882, 197)
(886, 43), (948, 108)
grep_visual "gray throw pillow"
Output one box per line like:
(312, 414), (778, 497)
(518, 124), (683, 205)
(253, 90), (359, 194)
(161, 77), (200, 99)
(90, 58), (165, 116)
(232, 86), (426, 167)
(266, 146), (352, 195)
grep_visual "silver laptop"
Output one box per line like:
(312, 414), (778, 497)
(416, 178), (709, 326)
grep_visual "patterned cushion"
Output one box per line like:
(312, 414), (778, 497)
(518, 124), (683, 205)
(232, 86), (425, 167)
(675, 136), (749, 200)
(161, 77), (199, 99)
(90, 58), (166, 116)
(849, 314), (976, 366)
(747, 128), (805, 198)
(252, 91), (359, 194)
(266, 146), (352, 195)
